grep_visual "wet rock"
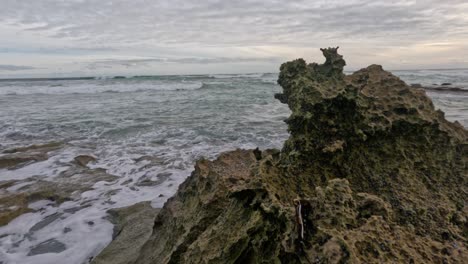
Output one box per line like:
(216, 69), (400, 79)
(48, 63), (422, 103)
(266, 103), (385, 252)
(410, 83), (422, 88)
(0, 193), (30, 226)
(29, 213), (63, 233)
(0, 165), (118, 226)
(27, 239), (66, 256)
(0, 187), (74, 227)
(0, 141), (64, 170)
(0, 153), (48, 170)
(120, 179), (133, 185)
(135, 177), (158, 187)
(135, 172), (171, 187)
(2, 141), (63, 154)
(0, 180), (18, 190)
(73, 155), (97, 167)
(133, 155), (167, 166)
(133, 155), (153, 163)
(63, 206), (87, 214)
(91, 202), (160, 264)
(28, 166), (118, 199)
(441, 82), (452, 86)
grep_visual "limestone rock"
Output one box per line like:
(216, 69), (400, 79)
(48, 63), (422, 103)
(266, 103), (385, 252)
(99, 48), (467, 263)
(92, 202), (160, 264)
(135, 149), (297, 263)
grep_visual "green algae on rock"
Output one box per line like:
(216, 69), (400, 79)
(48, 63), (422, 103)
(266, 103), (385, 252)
(98, 48), (467, 263)
(275, 47), (467, 244)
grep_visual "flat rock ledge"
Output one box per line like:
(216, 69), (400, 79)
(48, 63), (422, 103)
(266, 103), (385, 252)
(92, 202), (160, 264)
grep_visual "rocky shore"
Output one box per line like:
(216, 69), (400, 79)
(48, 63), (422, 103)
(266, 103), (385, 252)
(91, 48), (467, 263)
(0, 142), (119, 229)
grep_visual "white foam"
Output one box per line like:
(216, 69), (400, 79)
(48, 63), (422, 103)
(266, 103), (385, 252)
(0, 80), (203, 95)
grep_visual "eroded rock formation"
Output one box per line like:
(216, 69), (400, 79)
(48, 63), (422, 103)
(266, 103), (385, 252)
(97, 48), (467, 263)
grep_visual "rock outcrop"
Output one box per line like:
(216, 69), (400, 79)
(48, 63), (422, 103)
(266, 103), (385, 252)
(97, 48), (467, 263)
(92, 202), (160, 264)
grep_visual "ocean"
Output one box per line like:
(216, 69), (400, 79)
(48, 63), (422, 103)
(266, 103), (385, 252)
(0, 69), (467, 264)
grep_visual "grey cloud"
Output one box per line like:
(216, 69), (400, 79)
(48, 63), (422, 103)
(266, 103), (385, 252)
(0, 65), (38, 71)
(0, 0), (467, 74)
(86, 56), (282, 69)
(1, 0), (467, 47)
(0, 46), (117, 54)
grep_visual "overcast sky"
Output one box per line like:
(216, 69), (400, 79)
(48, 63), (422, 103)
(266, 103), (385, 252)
(1, 0), (468, 78)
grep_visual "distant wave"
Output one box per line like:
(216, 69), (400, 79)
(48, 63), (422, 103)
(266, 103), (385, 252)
(423, 86), (468, 93)
(102, 90), (121, 93)
(0, 81), (204, 95)
(126, 75), (214, 81)
(0, 73), (275, 84)
(198, 82), (213, 90)
(130, 73), (276, 81)
(0, 77), (95, 82)
(209, 73), (265, 79)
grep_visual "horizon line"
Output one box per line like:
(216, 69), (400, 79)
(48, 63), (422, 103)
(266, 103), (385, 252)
(1, 67), (468, 81)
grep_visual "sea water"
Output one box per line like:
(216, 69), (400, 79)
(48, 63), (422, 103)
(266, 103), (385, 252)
(0, 70), (466, 263)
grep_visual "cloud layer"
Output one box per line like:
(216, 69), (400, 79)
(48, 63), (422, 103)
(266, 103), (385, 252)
(1, 0), (467, 77)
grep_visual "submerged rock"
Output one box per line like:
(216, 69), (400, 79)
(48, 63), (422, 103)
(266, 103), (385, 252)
(99, 48), (467, 263)
(27, 238), (66, 256)
(0, 192), (31, 226)
(74, 155), (97, 167)
(2, 141), (63, 154)
(0, 141), (64, 170)
(0, 153), (48, 170)
(0, 160), (118, 227)
(136, 172), (172, 187)
(422, 86), (467, 93)
(28, 212), (64, 233)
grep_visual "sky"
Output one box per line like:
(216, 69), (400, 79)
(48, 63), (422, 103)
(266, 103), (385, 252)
(1, 0), (468, 78)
